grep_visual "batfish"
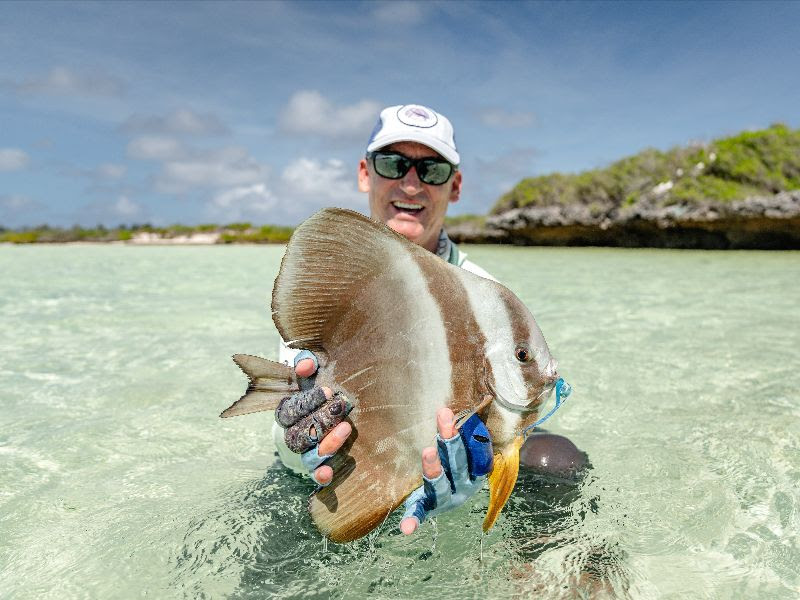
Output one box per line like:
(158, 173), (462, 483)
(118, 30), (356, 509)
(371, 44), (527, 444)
(221, 208), (561, 542)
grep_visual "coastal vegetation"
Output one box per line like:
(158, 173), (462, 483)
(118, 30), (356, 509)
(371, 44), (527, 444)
(0, 223), (294, 244)
(492, 123), (800, 213)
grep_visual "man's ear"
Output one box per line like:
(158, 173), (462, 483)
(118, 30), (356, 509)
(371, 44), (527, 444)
(358, 158), (370, 193)
(449, 170), (462, 204)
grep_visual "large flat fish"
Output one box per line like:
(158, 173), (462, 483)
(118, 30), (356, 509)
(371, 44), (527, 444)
(222, 208), (561, 542)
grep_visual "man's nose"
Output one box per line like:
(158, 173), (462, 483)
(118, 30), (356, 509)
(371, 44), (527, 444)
(400, 165), (424, 195)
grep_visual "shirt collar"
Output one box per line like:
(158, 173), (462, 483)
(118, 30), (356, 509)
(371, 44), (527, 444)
(435, 228), (452, 261)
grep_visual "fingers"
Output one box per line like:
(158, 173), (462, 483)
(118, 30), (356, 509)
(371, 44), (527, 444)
(313, 464), (334, 486)
(437, 407), (456, 439)
(422, 446), (442, 480)
(307, 421), (351, 486)
(400, 516), (419, 535)
(295, 357), (317, 378)
(276, 386), (332, 427)
(283, 388), (353, 454)
(402, 446), (441, 533)
(400, 450), (452, 535)
(317, 420), (351, 456)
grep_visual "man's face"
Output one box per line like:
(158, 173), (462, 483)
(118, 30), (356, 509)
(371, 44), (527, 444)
(358, 141), (462, 253)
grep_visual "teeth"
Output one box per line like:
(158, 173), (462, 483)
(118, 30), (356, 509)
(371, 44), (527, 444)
(393, 202), (423, 211)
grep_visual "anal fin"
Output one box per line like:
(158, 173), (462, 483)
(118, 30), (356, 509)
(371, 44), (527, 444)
(483, 435), (523, 532)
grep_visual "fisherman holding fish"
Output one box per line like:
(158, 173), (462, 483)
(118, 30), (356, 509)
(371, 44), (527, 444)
(230, 104), (582, 539)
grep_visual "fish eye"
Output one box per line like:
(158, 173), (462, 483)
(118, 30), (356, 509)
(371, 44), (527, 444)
(515, 345), (532, 363)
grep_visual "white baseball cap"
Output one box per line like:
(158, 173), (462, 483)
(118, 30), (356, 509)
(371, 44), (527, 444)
(366, 104), (460, 165)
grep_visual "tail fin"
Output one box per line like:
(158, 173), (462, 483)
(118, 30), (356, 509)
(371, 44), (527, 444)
(220, 354), (299, 418)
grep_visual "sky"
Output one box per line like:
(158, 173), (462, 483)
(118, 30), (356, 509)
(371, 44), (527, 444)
(1, 0), (799, 228)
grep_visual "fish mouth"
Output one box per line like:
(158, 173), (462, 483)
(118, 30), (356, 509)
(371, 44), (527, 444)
(486, 377), (557, 416)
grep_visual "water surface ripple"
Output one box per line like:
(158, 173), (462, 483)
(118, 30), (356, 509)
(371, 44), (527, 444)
(1, 245), (798, 599)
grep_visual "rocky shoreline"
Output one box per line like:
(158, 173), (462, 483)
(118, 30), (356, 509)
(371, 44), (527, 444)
(448, 191), (800, 250)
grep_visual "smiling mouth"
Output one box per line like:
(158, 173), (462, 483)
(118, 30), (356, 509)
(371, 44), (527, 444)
(391, 201), (424, 213)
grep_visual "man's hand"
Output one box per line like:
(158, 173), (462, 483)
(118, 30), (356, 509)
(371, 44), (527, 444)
(275, 351), (352, 486)
(400, 407), (493, 535)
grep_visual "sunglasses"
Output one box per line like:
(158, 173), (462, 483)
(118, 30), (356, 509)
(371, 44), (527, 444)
(367, 151), (456, 186)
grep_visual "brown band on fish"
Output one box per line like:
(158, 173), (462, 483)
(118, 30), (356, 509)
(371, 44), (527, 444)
(415, 255), (492, 419)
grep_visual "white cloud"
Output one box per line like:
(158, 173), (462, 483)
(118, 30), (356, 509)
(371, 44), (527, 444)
(280, 157), (364, 208)
(15, 66), (125, 97)
(279, 91), (380, 138)
(122, 109), (227, 135)
(478, 107), (536, 129)
(113, 195), (142, 217)
(207, 183), (277, 222)
(201, 157), (365, 224)
(372, 1), (424, 25)
(127, 136), (184, 161)
(157, 146), (266, 192)
(0, 148), (30, 171)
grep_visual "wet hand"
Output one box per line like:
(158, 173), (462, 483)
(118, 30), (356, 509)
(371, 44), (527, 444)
(275, 350), (352, 486)
(400, 407), (493, 535)
(400, 408), (452, 534)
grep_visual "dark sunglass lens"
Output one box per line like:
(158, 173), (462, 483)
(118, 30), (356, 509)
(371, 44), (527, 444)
(418, 160), (452, 185)
(373, 153), (410, 179)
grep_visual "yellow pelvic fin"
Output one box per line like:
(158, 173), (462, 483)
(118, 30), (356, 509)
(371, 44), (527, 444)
(482, 435), (523, 533)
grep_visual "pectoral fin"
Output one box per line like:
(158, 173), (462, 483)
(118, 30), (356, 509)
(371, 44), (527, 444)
(482, 435), (523, 533)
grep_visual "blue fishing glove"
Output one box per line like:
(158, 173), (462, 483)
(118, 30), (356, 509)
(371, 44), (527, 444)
(275, 350), (351, 485)
(401, 413), (493, 527)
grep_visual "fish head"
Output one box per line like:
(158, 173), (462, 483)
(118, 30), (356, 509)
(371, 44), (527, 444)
(480, 295), (560, 534)
(483, 293), (559, 442)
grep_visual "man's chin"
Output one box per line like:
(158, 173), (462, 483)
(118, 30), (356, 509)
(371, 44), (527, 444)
(386, 217), (424, 242)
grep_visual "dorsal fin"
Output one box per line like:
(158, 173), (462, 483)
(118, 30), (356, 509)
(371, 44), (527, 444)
(272, 208), (419, 352)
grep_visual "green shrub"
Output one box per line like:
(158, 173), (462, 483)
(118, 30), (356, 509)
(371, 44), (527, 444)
(492, 124), (800, 214)
(1, 231), (40, 243)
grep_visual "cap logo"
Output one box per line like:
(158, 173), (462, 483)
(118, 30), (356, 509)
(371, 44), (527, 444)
(397, 104), (438, 128)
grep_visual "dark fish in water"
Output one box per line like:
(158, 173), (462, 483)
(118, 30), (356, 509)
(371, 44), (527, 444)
(222, 208), (561, 542)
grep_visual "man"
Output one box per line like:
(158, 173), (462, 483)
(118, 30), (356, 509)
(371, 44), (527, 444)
(273, 104), (581, 536)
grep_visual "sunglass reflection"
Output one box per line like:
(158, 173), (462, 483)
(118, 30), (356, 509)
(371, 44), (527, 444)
(368, 151), (456, 186)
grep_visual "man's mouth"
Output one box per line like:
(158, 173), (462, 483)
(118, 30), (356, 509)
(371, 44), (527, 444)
(391, 201), (424, 214)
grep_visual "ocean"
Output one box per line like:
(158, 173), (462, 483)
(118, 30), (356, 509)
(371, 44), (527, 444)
(1, 244), (798, 599)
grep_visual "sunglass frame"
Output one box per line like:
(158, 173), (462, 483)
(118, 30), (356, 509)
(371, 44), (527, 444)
(366, 151), (457, 186)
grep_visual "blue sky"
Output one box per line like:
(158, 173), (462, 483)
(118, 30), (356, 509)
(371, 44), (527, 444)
(1, 0), (798, 227)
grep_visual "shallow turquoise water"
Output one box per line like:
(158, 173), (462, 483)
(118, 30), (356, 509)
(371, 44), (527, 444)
(1, 244), (798, 599)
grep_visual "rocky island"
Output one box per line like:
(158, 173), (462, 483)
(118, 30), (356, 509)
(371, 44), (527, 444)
(3, 125), (797, 249)
(449, 124), (800, 249)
